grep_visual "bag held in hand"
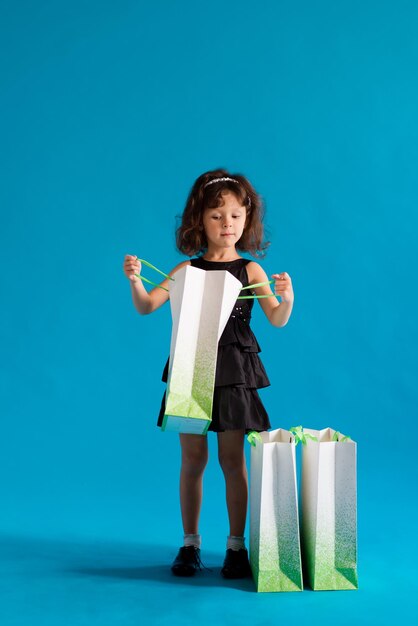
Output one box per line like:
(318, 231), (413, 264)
(161, 265), (243, 434)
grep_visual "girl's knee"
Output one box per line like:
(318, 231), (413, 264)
(218, 453), (246, 475)
(181, 451), (208, 474)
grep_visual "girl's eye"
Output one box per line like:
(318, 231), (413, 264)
(211, 215), (241, 219)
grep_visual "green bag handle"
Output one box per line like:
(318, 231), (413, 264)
(134, 258), (279, 299)
(247, 431), (262, 446)
(332, 431), (352, 442)
(289, 425), (319, 446)
(289, 425), (351, 444)
(134, 257), (174, 292)
(247, 426), (318, 446)
(237, 279), (278, 299)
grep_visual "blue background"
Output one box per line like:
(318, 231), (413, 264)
(1, 0), (417, 624)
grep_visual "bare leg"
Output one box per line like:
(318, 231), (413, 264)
(179, 433), (209, 534)
(217, 429), (247, 536)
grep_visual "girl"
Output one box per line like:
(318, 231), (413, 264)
(123, 168), (294, 579)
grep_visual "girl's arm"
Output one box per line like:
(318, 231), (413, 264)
(246, 262), (294, 328)
(130, 260), (191, 315)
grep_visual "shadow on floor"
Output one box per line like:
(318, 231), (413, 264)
(0, 533), (255, 592)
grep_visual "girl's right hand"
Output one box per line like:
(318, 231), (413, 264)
(123, 255), (141, 282)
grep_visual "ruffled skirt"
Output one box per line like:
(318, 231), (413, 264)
(157, 384), (271, 434)
(156, 319), (271, 434)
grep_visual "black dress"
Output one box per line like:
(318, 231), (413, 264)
(156, 256), (271, 434)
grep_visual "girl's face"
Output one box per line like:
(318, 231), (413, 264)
(202, 192), (247, 252)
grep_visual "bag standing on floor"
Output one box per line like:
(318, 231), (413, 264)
(248, 428), (303, 592)
(300, 427), (358, 590)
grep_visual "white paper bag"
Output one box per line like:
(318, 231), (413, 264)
(249, 428), (303, 592)
(161, 265), (243, 434)
(300, 427), (358, 590)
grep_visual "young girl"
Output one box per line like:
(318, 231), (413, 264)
(123, 169), (294, 579)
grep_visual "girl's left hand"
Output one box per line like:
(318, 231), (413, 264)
(271, 272), (294, 303)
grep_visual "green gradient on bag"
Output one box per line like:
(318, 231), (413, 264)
(251, 525), (303, 592)
(192, 327), (217, 420)
(163, 313), (217, 431)
(304, 524), (358, 590)
(301, 428), (358, 590)
(250, 431), (303, 593)
(162, 346), (215, 434)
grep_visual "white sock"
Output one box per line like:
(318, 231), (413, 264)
(183, 533), (201, 549)
(227, 535), (246, 551)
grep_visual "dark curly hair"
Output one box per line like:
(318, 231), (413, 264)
(175, 168), (271, 258)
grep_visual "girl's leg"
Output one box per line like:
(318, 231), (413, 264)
(217, 429), (247, 536)
(179, 433), (209, 534)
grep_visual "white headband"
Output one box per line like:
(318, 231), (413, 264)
(203, 177), (251, 207)
(204, 177), (239, 188)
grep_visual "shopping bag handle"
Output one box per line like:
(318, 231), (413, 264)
(246, 427), (318, 446)
(247, 426), (319, 446)
(332, 431), (351, 442)
(133, 259), (280, 299)
(290, 426), (351, 444)
(247, 431), (262, 446)
(134, 257), (174, 292)
(289, 426), (319, 446)
(237, 279), (278, 300)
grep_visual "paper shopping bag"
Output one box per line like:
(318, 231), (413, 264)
(300, 427), (358, 590)
(249, 429), (303, 592)
(161, 265), (243, 434)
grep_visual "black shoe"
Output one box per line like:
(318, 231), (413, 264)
(171, 546), (212, 577)
(221, 548), (252, 579)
